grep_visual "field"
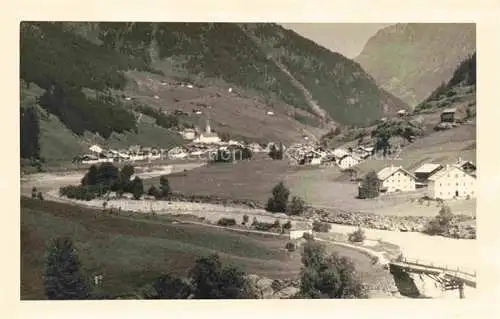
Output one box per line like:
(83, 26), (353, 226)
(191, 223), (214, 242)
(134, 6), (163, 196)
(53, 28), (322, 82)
(144, 159), (291, 204)
(21, 197), (396, 299)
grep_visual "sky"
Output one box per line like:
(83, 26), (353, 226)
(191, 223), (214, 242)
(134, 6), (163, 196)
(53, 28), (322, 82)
(280, 23), (393, 58)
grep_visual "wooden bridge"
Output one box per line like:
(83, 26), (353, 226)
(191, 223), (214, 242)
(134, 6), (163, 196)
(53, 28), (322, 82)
(389, 257), (476, 298)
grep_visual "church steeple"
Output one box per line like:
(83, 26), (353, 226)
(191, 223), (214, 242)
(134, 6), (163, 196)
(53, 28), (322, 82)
(205, 119), (211, 134)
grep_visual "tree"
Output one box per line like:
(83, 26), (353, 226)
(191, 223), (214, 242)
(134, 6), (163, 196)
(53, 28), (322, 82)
(268, 143), (284, 160)
(20, 105), (41, 160)
(119, 164), (135, 192)
(288, 196), (306, 215)
(189, 254), (255, 299)
(159, 175), (172, 199)
(44, 237), (89, 300)
(131, 176), (144, 200)
(81, 165), (99, 186)
(147, 185), (162, 199)
(147, 274), (192, 299)
(348, 227), (366, 243)
(298, 241), (366, 299)
(424, 205), (454, 235)
(266, 181), (290, 213)
(358, 171), (380, 199)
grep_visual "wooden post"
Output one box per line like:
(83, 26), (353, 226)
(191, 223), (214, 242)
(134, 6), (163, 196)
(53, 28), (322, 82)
(458, 282), (465, 299)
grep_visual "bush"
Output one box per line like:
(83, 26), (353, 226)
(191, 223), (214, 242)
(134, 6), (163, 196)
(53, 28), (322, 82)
(285, 241), (296, 252)
(348, 227), (366, 243)
(288, 196), (307, 215)
(217, 218), (237, 227)
(242, 214), (249, 225)
(423, 205), (454, 236)
(303, 232), (314, 240)
(312, 221), (331, 233)
(282, 220), (292, 231)
(131, 176), (144, 200)
(147, 185), (162, 199)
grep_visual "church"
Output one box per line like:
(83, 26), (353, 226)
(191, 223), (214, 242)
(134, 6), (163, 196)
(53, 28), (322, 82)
(193, 120), (221, 144)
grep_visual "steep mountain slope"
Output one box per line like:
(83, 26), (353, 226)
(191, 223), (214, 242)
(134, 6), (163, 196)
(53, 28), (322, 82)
(415, 52), (476, 117)
(20, 22), (408, 162)
(355, 23), (476, 107)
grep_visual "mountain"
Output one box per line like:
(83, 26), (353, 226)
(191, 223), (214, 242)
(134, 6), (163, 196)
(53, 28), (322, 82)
(415, 52), (476, 116)
(20, 22), (408, 162)
(355, 23), (476, 107)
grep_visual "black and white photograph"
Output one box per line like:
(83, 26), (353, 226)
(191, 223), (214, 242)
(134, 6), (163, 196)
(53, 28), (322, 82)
(18, 20), (479, 301)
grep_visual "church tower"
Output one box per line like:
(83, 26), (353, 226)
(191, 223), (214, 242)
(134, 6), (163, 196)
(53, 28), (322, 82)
(205, 119), (211, 134)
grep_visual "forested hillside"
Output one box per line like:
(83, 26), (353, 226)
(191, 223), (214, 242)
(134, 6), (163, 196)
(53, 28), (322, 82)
(20, 22), (408, 163)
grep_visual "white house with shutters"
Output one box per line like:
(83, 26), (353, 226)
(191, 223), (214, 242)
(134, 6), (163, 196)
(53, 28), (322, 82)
(337, 154), (361, 170)
(427, 164), (476, 199)
(377, 165), (417, 193)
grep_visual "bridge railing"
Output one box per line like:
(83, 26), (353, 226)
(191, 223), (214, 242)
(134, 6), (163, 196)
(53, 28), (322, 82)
(395, 257), (476, 278)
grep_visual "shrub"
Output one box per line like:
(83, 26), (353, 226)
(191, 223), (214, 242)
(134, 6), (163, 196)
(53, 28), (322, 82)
(424, 205), (454, 236)
(131, 176), (144, 200)
(282, 220), (292, 231)
(303, 232), (314, 240)
(312, 221), (331, 233)
(147, 185), (162, 199)
(217, 217), (237, 227)
(288, 196), (307, 215)
(348, 227), (366, 243)
(285, 241), (296, 252)
(252, 221), (278, 232)
(242, 214), (249, 225)
(159, 175), (172, 199)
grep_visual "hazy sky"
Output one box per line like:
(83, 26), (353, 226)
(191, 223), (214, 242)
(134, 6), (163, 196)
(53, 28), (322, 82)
(280, 23), (393, 58)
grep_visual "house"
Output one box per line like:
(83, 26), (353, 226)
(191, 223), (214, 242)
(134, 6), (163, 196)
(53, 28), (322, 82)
(397, 109), (407, 117)
(414, 163), (444, 185)
(300, 150), (323, 166)
(456, 158), (476, 174)
(440, 108), (457, 123)
(337, 154), (361, 170)
(377, 165), (417, 193)
(89, 144), (103, 154)
(332, 148), (350, 161)
(181, 129), (196, 140)
(289, 221), (313, 240)
(193, 120), (221, 144)
(266, 111), (275, 116)
(427, 164), (476, 199)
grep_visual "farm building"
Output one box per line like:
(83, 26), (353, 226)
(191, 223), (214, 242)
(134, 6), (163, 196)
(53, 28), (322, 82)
(414, 163), (444, 184)
(180, 129), (196, 140)
(377, 165), (417, 193)
(456, 158), (476, 174)
(427, 164), (476, 199)
(332, 148), (350, 160)
(440, 108), (457, 123)
(337, 154), (361, 170)
(289, 221), (313, 240)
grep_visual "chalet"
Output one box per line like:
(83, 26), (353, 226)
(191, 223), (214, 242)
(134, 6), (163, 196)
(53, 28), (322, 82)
(332, 148), (350, 161)
(337, 154), (361, 170)
(181, 129), (196, 140)
(89, 144), (103, 154)
(427, 164), (476, 199)
(456, 158), (476, 174)
(377, 165), (417, 193)
(440, 108), (457, 123)
(397, 109), (407, 117)
(300, 150), (323, 166)
(414, 163), (444, 185)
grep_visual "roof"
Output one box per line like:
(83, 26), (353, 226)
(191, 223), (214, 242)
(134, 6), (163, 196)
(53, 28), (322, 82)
(339, 154), (361, 162)
(333, 148), (349, 158)
(442, 108), (457, 114)
(377, 166), (416, 181)
(428, 164), (476, 181)
(414, 163), (443, 174)
(200, 133), (220, 138)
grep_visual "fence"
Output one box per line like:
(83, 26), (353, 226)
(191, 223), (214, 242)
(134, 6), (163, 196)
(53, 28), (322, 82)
(395, 256), (476, 278)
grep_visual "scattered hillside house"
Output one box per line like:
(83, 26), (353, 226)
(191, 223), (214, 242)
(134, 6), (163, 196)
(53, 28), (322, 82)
(414, 163), (444, 185)
(181, 129), (196, 140)
(89, 144), (103, 154)
(266, 111), (275, 116)
(440, 108), (457, 123)
(427, 164), (476, 199)
(354, 146), (375, 159)
(228, 87), (233, 93)
(193, 120), (221, 144)
(289, 221), (313, 240)
(397, 109), (407, 117)
(300, 150), (324, 165)
(337, 154), (361, 170)
(154, 95), (160, 100)
(332, 148), (350, 161)
(377, 165), (417, 193)
(125, 97), (132, 101)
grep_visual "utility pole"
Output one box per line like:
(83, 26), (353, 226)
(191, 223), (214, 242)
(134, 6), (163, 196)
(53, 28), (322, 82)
(458, 282), (465, 299)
